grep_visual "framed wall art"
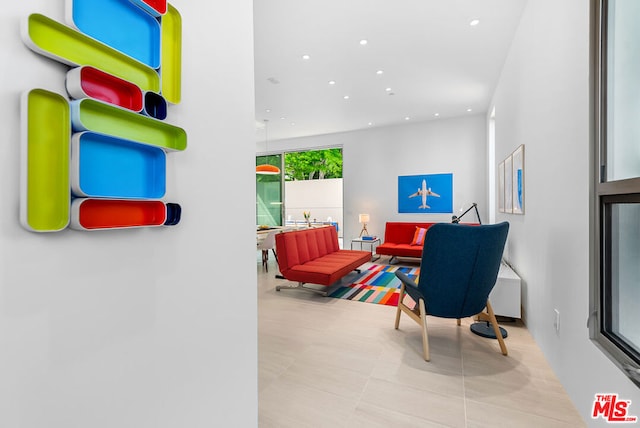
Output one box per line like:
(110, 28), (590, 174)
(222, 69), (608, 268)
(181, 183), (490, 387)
(398, 173), (453, 214)
(498, 144), (525, 215)
(512, 144), (524, 214)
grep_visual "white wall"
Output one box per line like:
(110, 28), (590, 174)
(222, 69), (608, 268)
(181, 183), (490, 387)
(491, 0), (640, 425)
(266, 115), (486, 242)
(0, 2), (257, 427)
(285, 178), (343, 232)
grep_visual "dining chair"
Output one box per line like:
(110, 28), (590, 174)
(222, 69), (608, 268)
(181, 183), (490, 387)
(257, 230), (278, 272)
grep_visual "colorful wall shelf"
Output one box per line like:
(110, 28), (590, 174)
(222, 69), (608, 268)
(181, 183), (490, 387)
(23, 13), (160, 92)
(70, 199), (167, 230)
(129, 0), (167, 17)
(70, 98), (187, 151)
(20, 89), (71, 232)
(66, 66), (143, 112)
(161, 4), (182, 104)
(71, 132), (166, 199)
(21, 3), (184, 233)
(68, 0), (161, 69)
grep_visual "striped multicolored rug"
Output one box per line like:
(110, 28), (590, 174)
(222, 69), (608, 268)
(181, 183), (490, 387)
(328, 264), (419, 306)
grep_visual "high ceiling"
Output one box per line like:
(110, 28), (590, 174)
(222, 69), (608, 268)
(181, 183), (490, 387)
(254, 0), (527, 143)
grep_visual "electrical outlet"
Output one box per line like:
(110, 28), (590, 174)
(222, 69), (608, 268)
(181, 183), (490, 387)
(554, 309), (560, 334)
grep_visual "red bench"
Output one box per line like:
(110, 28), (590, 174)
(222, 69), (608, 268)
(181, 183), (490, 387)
(275, 226), (371, 295)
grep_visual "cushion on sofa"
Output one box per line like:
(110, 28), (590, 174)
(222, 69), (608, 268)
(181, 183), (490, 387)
(410, 227), (428, 246)
(375, 243), (424, 258)
(383, 222), (436, 245)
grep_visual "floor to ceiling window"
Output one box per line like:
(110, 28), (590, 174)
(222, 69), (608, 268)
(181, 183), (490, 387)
(256, 148), (343, 232)
(256, 154), (282, 227)
(592, 0), (640, 388)
(283, 148), (343, 234)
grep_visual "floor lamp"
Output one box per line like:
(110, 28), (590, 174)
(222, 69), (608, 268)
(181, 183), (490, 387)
(451, 203), (508, 340)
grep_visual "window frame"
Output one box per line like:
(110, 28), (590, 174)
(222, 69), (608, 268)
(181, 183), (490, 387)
(591, 0), (640, 387)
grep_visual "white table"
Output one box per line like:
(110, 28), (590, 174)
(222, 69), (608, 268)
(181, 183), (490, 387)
(350, 237), (381, 261)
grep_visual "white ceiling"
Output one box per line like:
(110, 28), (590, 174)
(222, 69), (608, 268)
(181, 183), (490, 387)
(254, 0), (527, 143)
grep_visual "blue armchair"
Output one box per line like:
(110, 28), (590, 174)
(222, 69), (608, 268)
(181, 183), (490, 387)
(394, 222), (509, 361)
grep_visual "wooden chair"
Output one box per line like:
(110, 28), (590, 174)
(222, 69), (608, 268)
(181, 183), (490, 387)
(394, 222), (509, 361)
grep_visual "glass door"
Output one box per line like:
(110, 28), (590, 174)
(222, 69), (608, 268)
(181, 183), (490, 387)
(256, 154), (282, 226)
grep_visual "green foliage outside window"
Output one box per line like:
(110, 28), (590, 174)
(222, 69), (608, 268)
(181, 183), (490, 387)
(284, 148), (342, 181)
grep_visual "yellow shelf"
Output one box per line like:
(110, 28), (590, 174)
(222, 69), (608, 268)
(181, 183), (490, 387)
(23, 13), (159, 92)
(161, 4), (182, 104)
(20, 89), (70, 232)
(71, 98), (187, 151)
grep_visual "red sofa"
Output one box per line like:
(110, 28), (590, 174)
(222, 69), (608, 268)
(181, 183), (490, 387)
(376, 222), (438, 261)
(275, 226), (371, 295)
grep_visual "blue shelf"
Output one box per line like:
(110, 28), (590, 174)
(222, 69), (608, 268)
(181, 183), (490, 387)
(68, 0), (161, 68)
(71, 131), (166, 199)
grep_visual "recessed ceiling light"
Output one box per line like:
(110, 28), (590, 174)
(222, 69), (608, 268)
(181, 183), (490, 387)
(266, 109), (271, 113)
(470, 19), (480, 26)
(434, 113), (440, 117)
(280, 117), (286, 120)
(368, 122), (373, 126)
(385, 87), (392, 92)
(343, 95), (350, 100)
(302, 54), (310, 60)
(376, 70), (384, 75)
(290, 122), (295, 126)
(405, 117), (411, 121)
(360, 39), (368, 45)
(467, 108), (473, 112)
(328, 80), (336, 85)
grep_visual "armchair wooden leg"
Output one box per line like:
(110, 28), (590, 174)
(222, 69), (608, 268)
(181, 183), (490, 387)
(418, 298), (430, 361)
(394, 283), (405, 329)
(394, 282), (429, 361)
(486, 300), (508, 356)
(456, 318), (461, 326)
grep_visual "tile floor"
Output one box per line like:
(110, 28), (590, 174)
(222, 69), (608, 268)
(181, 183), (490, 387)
(258, 256), (586, 427)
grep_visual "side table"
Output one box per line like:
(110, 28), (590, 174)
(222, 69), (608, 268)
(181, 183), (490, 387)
(350, 237), (381, 262)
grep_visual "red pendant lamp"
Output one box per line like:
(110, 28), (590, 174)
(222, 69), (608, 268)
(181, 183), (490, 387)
(256, 164), (280, 175)
(256, 119), (281, 174)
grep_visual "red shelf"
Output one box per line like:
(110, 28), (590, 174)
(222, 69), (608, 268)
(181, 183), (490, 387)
(66, 66), (143, 112)
(74, 199), (166, 230)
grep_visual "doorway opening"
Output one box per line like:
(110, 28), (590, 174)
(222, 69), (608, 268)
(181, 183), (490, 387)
(256, 147), (343, 237)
